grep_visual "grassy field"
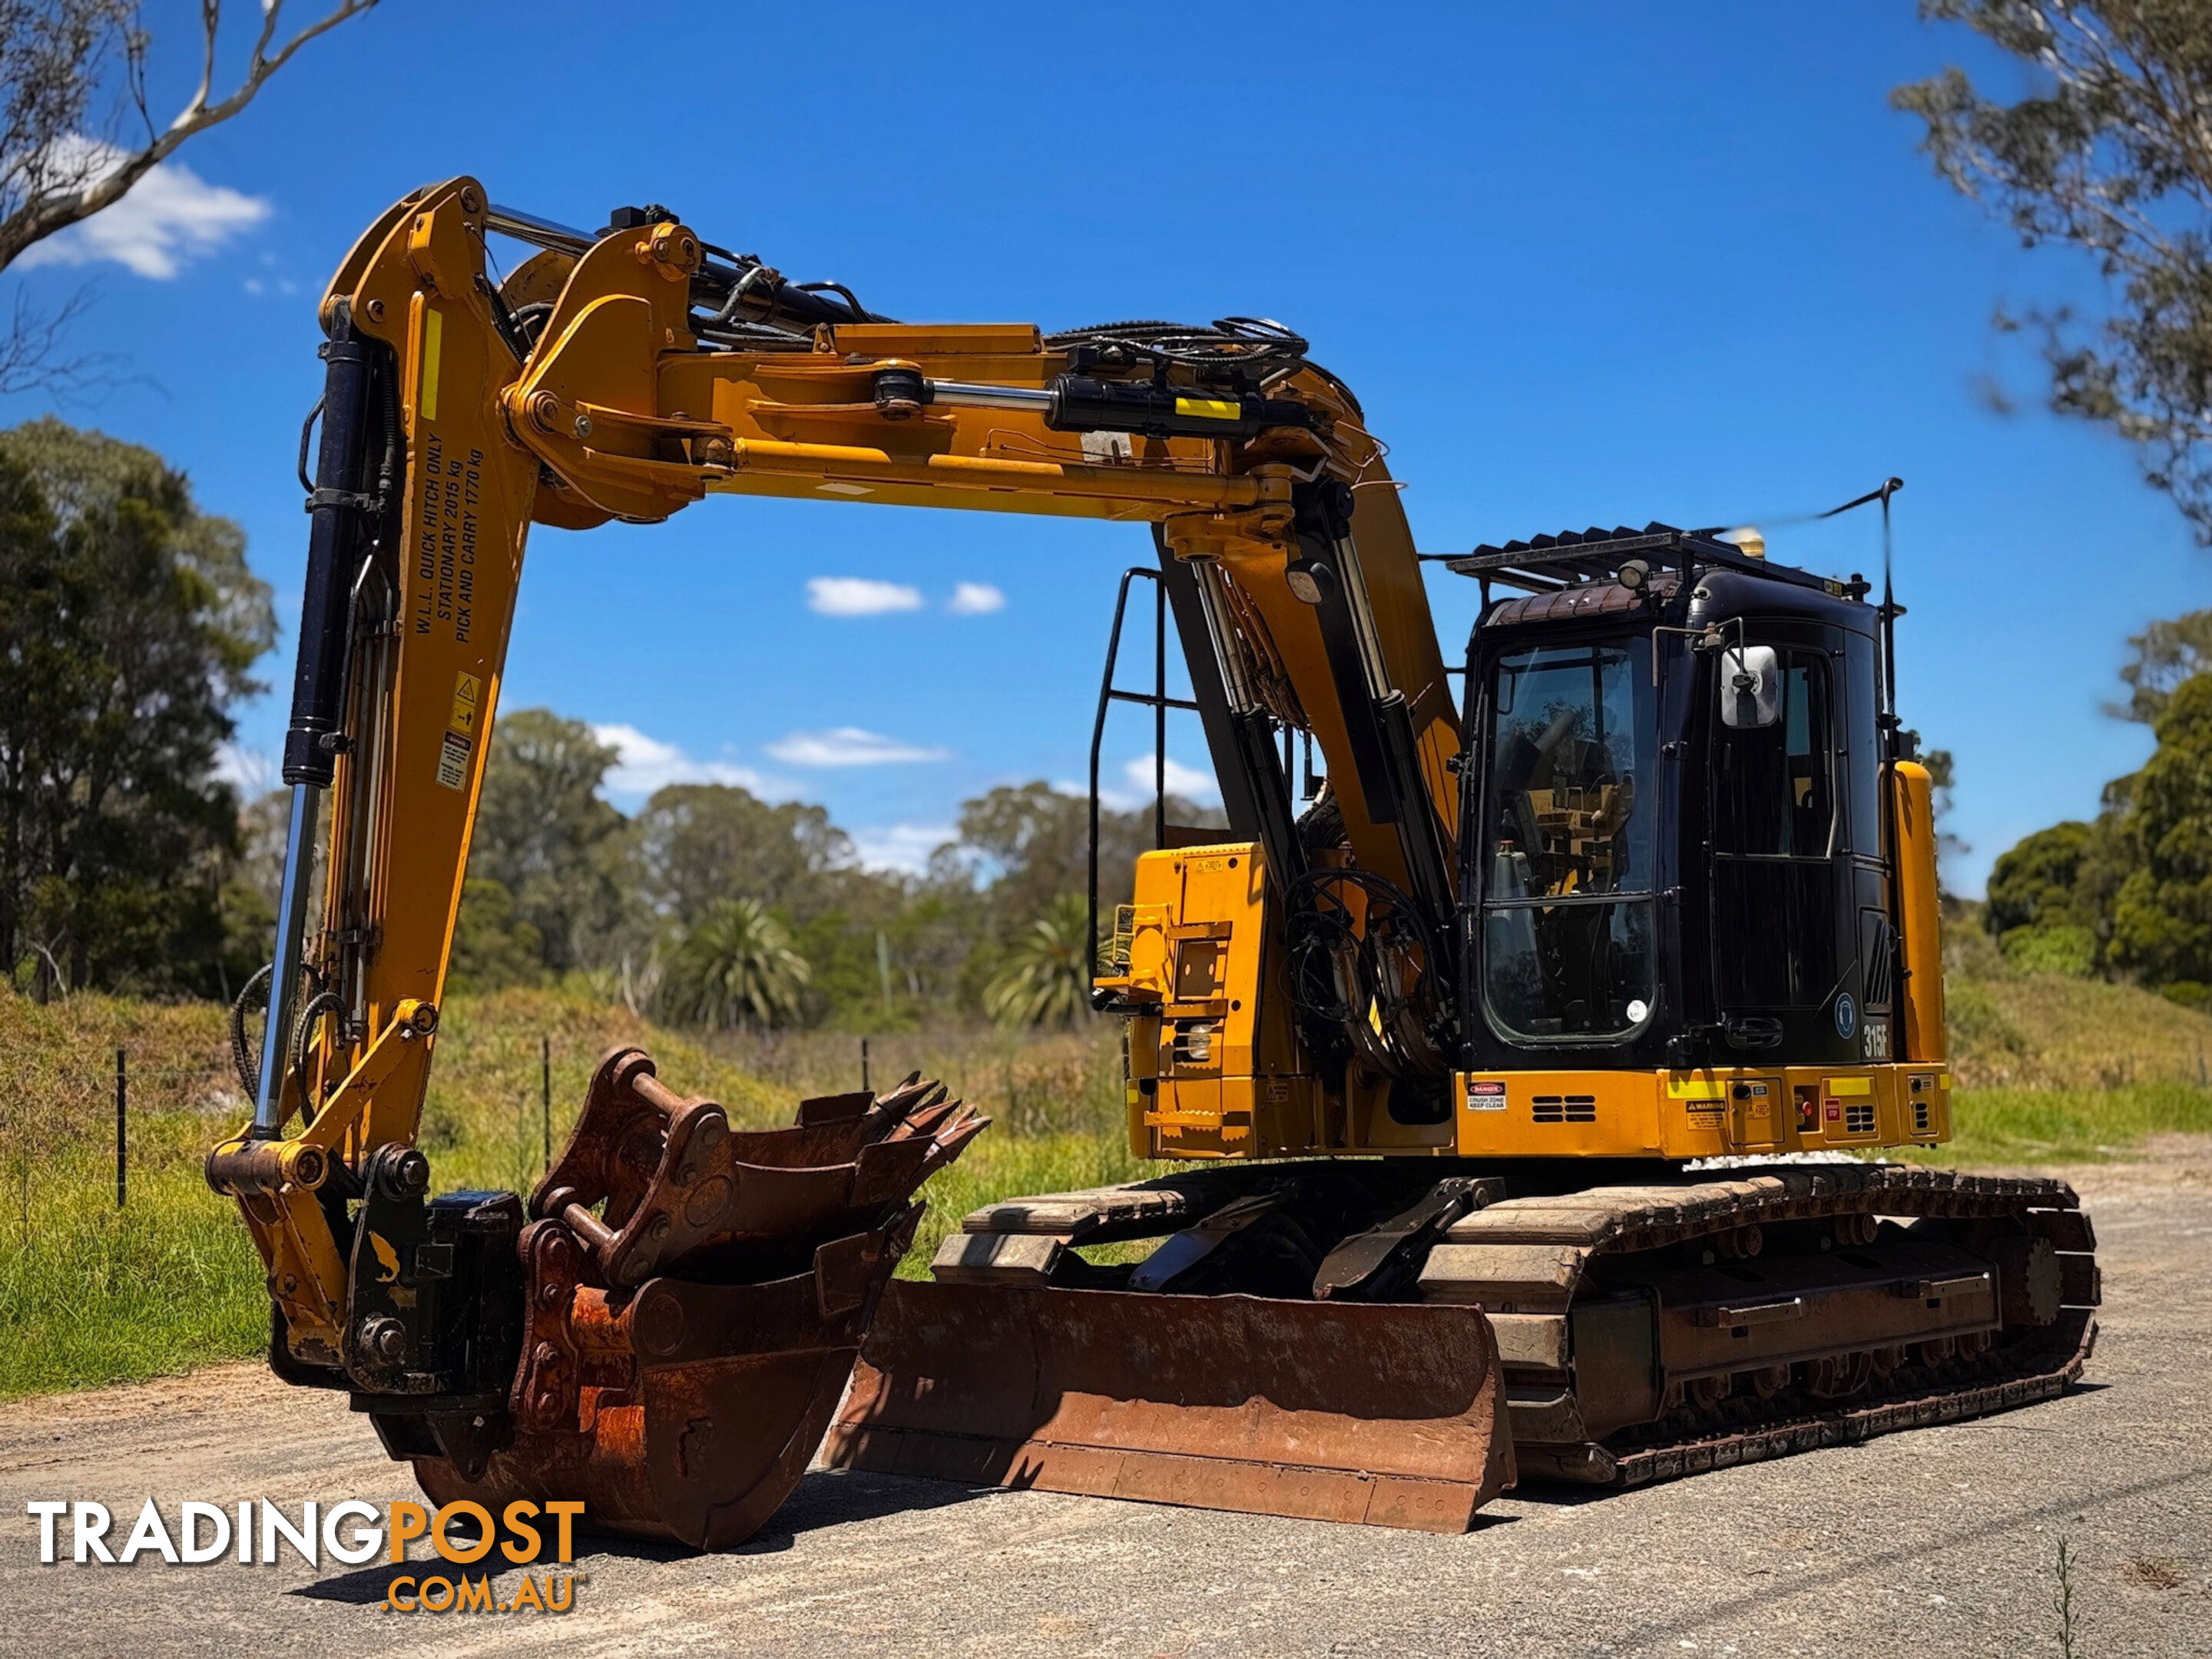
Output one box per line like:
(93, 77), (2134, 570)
(2, 957), (2208, 1400)
(0, 987), (1151, 1399)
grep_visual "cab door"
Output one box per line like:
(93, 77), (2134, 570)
(1706, 630), (1865, 1065)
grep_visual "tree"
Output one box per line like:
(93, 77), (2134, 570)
(631, 783), (856, 929)
(2112, 608), (2212, 722)
(1985, 819), (2097, 935)
(0, 2), (377, 390)
(2109, 671), (2212, 985)
(935, 780), (1219, 937)
(982, 893), (1097, 1029)
(465, 709), (626, 975)
(657, 896), (810, 1031)
(1984, 817), (2106, 975)
(0, 417), (271, 995)
(1897, 3), (2212, 540)
(445, 877), (547, 995)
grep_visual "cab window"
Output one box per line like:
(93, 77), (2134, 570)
(1712, 652), (1834, 859)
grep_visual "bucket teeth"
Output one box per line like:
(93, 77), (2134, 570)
(527, 1046), (985, 1289)
(407, 1046), (983, 1551)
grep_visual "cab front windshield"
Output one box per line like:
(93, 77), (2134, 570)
(1482, 637), (1657, 1041)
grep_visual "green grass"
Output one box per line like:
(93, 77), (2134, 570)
(0, 1159), (267, 1399)
(8, 947), (2212, 1401)
(0, 984), (1146, 1401)
(899, 1129), (1155, 1278)
(1926, 1079), (2212, 1167)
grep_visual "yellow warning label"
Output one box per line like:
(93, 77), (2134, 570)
(1174, 396), (1240, 422)
(1666, 1072), (1725, 1101)
(419, 306), (444, 422)
(1824, 1076), (1873, 1097)
(448, 670), (480, 735)
(436, 670), (479, 791)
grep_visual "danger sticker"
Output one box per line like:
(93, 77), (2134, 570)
(1466, 1080), (1508, 1112)
(436, 728), (472, 790)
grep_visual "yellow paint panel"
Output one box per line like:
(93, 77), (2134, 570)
(419, 306), (443, 421)
(1824, 1076), (1873, 1096)
(1667, 1072), (1726, 1101)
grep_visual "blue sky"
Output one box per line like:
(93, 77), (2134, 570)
(8, 2), (2205, 892)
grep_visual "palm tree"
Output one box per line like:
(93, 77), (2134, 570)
(657, 898), (810, 1031)
(983, 893), (1097, 1028)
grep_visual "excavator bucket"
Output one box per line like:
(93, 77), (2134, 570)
(826, 1280), (1515, 1532)
(405, 1048), (985, 1549)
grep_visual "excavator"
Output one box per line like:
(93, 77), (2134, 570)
(207, 177), (2101, 1546)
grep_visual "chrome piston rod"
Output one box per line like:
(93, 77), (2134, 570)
(253, 784), (320, 1134)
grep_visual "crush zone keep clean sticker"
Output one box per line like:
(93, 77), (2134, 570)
(436, 671), (479, 790)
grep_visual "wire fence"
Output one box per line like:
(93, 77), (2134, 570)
(0, 1022), (1127, 1221)
(1, 1045), (242, 1224)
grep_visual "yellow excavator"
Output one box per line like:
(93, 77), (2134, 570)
(207, 178), (2101, 1546)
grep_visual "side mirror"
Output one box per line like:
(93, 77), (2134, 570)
(1720, 644), (1780, 729)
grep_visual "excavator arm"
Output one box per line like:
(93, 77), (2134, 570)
(206, 178), (1492, 1537)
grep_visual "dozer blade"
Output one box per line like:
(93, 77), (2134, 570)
(399, 1051), (985, 1551)
(825, 1280), (1515, 1532)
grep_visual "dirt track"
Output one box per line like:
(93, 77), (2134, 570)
(5, 1152), (2212, 1657)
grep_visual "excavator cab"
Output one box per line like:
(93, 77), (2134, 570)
(1459, 527), (1896, 1078)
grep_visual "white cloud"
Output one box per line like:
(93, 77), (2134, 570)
(807, 576), (923, 617)
(767, 727), (951, 767)
(1129, 754), (1220, 802)
(947, 581), (1005, 615)
(849, 823), (954, 875)
(19, 137), (269, 280)
(1084, 755), (1221, 811)
(592, 723), (783, 803)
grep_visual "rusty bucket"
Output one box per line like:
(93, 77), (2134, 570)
(826, 1280), (1515, 1532)
(408, 1048), (985, 1549)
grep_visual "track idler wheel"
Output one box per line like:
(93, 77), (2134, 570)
(409, 1049), (986, 1550)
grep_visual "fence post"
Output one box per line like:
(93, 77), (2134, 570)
(541, 1035), (552, 1174)
(114, 1047), (126, 1210)
(861, 1037), (870, 1094)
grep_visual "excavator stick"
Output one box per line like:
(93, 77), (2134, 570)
(827, 1283), (1515, 1532)
(394, 1049), (985, 1549)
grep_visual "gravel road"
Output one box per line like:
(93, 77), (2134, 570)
(5, 1151), (2210, 1657)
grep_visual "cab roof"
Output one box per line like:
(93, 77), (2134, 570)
(1442, 522), (1865, 600)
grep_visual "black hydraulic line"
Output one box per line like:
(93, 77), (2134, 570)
(1290, 484), (1402, 828)
(1373, 690), (1458, 928)
(1225, 707), (1306, 892)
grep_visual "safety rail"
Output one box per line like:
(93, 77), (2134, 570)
(1086, 567), (1200, 1001)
